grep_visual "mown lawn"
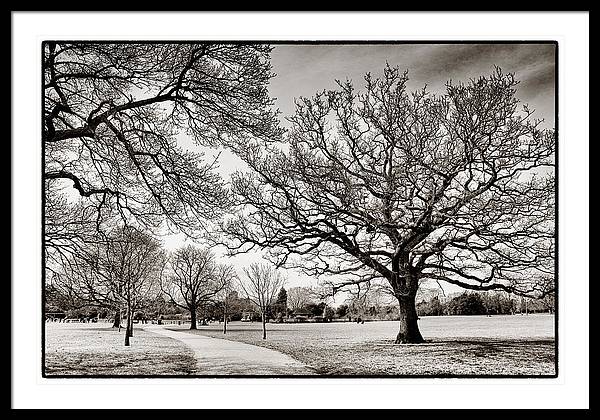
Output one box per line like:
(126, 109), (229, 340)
(44, 322), (197, 376)
(173, 316), (556, 376)
(44, 315), (556, 376)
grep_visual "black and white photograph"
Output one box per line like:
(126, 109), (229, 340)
(42, 41), (557, 377)
(12, 11), (588, 410)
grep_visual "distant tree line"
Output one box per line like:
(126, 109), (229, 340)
(416, 291), (555, 317)
(46, 281), (338, 328)
(47, 280), (555, 330)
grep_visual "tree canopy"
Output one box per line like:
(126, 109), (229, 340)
(44, 42), (282, 254)
(223, 65), (555, 342)
(225, 66), (555, 297)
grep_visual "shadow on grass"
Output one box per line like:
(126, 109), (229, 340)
(165, 326), (556, 376)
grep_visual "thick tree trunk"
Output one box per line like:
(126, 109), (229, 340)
(395, 295), (424, 344)
(190, 307), (197, 330)
(112, 309), (121, 329)
(261, 312), (266, 340)
(223, 308), (227, 334)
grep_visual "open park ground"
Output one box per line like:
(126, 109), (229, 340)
(45, 324), (197, 376)
(45, 314), (555, 376)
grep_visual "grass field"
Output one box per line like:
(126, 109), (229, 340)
(44, 323), (197, 376)
(171, 314), (556, 376)
(44, 314), (555, 376)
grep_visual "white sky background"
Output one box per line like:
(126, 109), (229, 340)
(170, 43), (556, 295)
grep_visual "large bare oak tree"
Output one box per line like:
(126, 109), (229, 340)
(224, 66), (555, 343)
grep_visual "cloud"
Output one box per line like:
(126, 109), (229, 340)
(270, 43), (556, 124)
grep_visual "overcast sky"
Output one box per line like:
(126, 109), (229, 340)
(270, 43), (555, 126)
(169, 43), (557, 298)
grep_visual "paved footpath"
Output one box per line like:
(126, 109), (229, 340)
(144, 325), (315, 375)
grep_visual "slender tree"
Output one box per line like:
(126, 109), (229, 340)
(52, 225), (163, 345)
(99, 227), (162, 344)
(161, 245), (233, 329)
(217, 285), (239, 334)
(238, 263), (286, 339)
(224, 66), (555, 343)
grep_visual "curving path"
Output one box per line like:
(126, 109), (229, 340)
(144, 325), (315, 375)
